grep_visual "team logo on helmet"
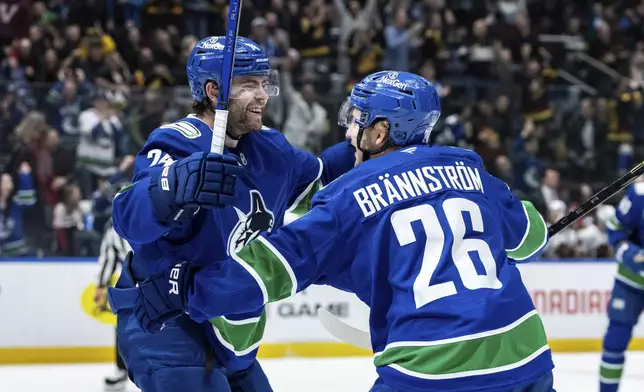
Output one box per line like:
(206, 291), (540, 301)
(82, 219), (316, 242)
(380, 72), (407, 90)
(198, 37), (224, 50)
(227, 190), (275, 255)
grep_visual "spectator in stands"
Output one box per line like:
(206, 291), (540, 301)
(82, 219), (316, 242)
(282, 52), (329, 154)
(543, 199), (577, 258)
(0, 87), (28, 166)
(35, 129), (77, 227)
(294, 0), (333, 72)
(565, 98), (609, 183)
(334, 0), (377, 74)
(52, 183), (83, 256)
(0, 163), (36, 256)
(383, 8), (423, 72)
(46, 73), (89, 146)
(512, 119), (545, 202)
(91, 155), (134, 236)
(520, 60), (555, 123)
(347, 27), (383, 86)
(76, 90), (126, 198)
(540, 168), (560, 207)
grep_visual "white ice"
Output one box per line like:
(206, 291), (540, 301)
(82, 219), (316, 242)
(0, 353), (642, 392)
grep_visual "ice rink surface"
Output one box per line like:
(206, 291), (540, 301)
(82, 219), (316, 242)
(0, 353), (642, 392)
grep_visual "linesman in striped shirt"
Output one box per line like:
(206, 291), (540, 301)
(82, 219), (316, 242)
(95, 218), (132, 390)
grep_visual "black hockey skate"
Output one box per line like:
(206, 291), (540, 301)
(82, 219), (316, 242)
(104, 369), (128, 391)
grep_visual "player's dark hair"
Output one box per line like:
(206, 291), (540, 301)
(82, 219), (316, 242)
(192, 100), (208, 116)
(192, 80), (217, 116)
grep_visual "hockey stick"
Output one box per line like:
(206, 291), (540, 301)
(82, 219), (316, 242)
(211, 0), (242, 155)
(318, 161), (644, 350)
(547, 161), (644, 236)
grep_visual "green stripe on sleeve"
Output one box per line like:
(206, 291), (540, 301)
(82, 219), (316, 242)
(506, 201), (548, 261)
(210, 311), (267, 356)
(235, 236), (298, 303)
(616, 263), (644, 289)
(605, 217), (624, 231)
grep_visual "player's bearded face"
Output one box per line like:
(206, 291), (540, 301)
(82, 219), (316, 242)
(346, 109), (365, 167)
(228, 76), (270, 137)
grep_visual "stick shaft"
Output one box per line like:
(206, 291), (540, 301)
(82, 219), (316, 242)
(548, 162), (644, 237)
(211, 0), (242, 154)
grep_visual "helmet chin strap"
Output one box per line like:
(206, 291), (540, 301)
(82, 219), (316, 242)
(356, 124), (392, 162)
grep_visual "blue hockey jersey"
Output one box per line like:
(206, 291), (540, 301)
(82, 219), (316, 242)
(0, 172), (36, 256)
(112, 114), (354, 370)
(606, 182), (644, 290)
(184, 145), (553, 392)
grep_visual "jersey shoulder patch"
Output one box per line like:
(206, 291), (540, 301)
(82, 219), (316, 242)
(158, 117), (204, 139)
(138, 117), (211, 168)
(160, 121), (201, 139)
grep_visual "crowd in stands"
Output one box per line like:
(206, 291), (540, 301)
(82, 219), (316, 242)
(0, 0), (643, 258)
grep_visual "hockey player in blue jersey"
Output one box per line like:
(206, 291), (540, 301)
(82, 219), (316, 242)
(110, 70), (555, 392)
(601, 181), (644, 391)
(108, 36), (355, 392)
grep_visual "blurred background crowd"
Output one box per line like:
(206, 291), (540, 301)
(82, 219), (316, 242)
(1, 0), (643, 258)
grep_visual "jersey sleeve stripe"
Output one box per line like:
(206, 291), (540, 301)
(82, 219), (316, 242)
(286, 158), (323, 216)
(209, 311), (267, 356)
(373, 311), (549, 379)
(615, 263), (644, 289)
(606, 217), (624, 231)
(505, 201), (548, 261)
(256, 236), (298, 297)
(236, 237), (297, 302)
(159, 122), (202, 139)
(230, 252), (269, 304)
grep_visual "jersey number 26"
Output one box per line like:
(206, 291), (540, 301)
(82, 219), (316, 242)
(391, 197), (502, 309)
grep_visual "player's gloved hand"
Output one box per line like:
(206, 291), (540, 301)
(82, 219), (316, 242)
(133, 262), (198, 333)
(615, 241), (644, 273)
(149, 152), (242, 225)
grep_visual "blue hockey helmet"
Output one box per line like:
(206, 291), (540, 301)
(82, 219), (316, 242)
(338, 70), (441, 147)
(186, 36), (280, 103)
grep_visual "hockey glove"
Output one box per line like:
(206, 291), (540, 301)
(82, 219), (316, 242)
(133, 262), (198, 332)
(615, 241), (644, 273)
(149, 152), (242, 225)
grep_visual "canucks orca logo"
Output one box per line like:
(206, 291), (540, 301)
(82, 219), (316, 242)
(227, 190), (275, 254)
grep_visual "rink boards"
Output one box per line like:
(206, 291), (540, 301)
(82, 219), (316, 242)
(0, 258), (643, 364)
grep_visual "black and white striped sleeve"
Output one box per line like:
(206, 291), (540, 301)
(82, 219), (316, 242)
(97, 219), (132, 288)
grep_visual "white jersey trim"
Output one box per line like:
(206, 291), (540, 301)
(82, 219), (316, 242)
(286, 158), (324, 214)
(374, 310), (539, 356)
(386, 345), (550, 380)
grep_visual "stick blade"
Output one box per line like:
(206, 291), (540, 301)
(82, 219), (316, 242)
(317, 308), (372, 350)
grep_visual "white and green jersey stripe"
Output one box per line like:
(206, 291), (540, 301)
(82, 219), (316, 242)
(373, 311), (549, 380)
(506, 201), (548, 261)
(286, 158), (323, 217)
(208, 236), (298, 355)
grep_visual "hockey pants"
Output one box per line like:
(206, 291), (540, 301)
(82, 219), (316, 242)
(112, 253), (273, 392)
